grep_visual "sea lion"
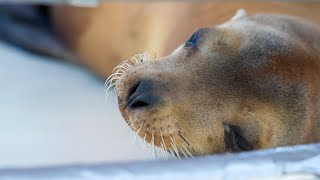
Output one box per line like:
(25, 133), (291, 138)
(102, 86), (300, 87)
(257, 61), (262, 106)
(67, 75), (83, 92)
(52, 2), (320, 78)
(108, 10), (320, 157)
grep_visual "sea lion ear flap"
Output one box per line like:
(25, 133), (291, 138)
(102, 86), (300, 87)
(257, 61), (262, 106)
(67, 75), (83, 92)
(231, 8), (247, 21)
(223, 123), (253, 152)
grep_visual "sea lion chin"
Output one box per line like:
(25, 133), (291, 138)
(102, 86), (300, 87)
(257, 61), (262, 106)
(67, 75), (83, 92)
(107, 9), (320, 157)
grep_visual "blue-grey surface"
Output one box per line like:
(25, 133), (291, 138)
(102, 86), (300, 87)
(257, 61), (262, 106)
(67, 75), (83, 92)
(1, 143), (320, 180)
(0, 41), (157, 167)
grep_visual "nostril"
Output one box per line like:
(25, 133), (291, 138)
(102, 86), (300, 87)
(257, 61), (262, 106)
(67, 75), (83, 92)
(126, 80), (158, 109)
(128, 94), (156, 109)
(127, 81), (141, 99)
(129, 100), (149, 109)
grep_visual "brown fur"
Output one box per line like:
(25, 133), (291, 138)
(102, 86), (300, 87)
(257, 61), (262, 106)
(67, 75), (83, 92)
(115, 12), (320, 156)
(52, 3), (320, 156)
(52, 2), (320, 78)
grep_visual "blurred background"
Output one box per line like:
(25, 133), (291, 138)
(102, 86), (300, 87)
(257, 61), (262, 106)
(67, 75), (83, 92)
(0, 1), (319, 168)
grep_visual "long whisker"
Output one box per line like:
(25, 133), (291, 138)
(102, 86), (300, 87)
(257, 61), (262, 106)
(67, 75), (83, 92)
(160, 142), (166, 159)
(143, 133), (148, 149)
(106, 72), (123, 81)
(105, 52), (152, 101)
(138, 53), (144, 62)
(144, 52), (151, 61)
(112, 67), (128, 74)
(105, 78), (121, 90)
(112, 63), (131, 73)
(104, 74), (122, 90)
(113, 69), (126, 74)
(105, 76), (121, 91)
(112, 64), (128, 72)
(151, 131), (156, 158)
(181, 143), (194, 158)
(105, 83), (118, 99)
(105, 90), (117, 102)
(170, 141), (180, 159)
(131, 56), (140, 64)
(133, 122), (144, 144)
(160, 130), (168, 159)
(178, 133), (197, 156)
(133, 122), (145, 151)
(153, 51), (157, 60)
(179, 147), (188, 158)
(178, 134), (190, 146)
(168, 128), (180, 158)
(169, 148), (176, 158)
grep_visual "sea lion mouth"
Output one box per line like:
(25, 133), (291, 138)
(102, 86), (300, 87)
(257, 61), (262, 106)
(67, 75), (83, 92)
(128, 120), (196, 158)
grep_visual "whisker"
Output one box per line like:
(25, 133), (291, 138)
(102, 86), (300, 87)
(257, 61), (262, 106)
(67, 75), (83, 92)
(178, 134), (190, 146)
(112, 65), (126, 72)
(104, 75), (120, 90)
(168, 129), (180, 158)
(168, 148), (176, 158)
(113, 69), (126, 74)
(181, 143), (194, 158)
(179, 147), (188, 158)
(153, 51), (157, 60)
(105, 76), (121, 91)
(144, 52), (151, 61)
(106, 72), (123, 80)
(104, 73), (122, 83)
(112, 63), (131, 73)
(131, 56), (140, 64)
(136, 140), (144, 152)
(118, 61), (132, 66)
(105, 78), (120, 90)
(105, 83), (117, 97)
(160, 142), (166, 159)
(178, 133), (197, 156)
(112, 67), (128, 74)
(151, 131), (156, 158)
(127, 122), (135, 132)
(127, 59), (134, 65)
(143, 133), (148, 149)
(105, 89), (116, 101)
(133, 122), (144, 145)
(105, 52), (153, 102)
(170, 141), (180, 159)
(160, 130), (168, 159)
(139, 53), (144, 62)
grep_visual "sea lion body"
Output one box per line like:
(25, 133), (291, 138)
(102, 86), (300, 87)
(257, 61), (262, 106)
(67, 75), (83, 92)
(53, 2), (320, 78)
(113, 11), (320, 156)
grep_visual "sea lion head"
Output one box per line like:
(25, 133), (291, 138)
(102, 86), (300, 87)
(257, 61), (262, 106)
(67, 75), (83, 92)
(108, 10), (320, 157)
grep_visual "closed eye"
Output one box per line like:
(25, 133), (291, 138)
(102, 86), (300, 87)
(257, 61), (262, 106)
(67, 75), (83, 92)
(185, 30), (200, 48)
(223, 123), (253, 152)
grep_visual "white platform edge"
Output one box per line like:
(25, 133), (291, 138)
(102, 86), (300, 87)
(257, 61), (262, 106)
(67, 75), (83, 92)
(1, 143), (320, 180)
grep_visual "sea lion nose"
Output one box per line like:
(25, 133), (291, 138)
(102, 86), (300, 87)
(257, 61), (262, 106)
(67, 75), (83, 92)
(126, 80), (159, 109)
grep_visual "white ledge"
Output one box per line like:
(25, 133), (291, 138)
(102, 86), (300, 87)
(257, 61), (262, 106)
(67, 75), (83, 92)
(1, 143), (320, 180)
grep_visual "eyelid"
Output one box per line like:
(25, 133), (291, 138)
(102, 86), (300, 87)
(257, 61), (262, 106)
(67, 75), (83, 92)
(185, 31), (200, 48)
(223, 123), (253, 152)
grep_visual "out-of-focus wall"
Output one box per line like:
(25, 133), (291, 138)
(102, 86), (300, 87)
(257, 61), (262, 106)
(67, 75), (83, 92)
(0, 41), (157, 167)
